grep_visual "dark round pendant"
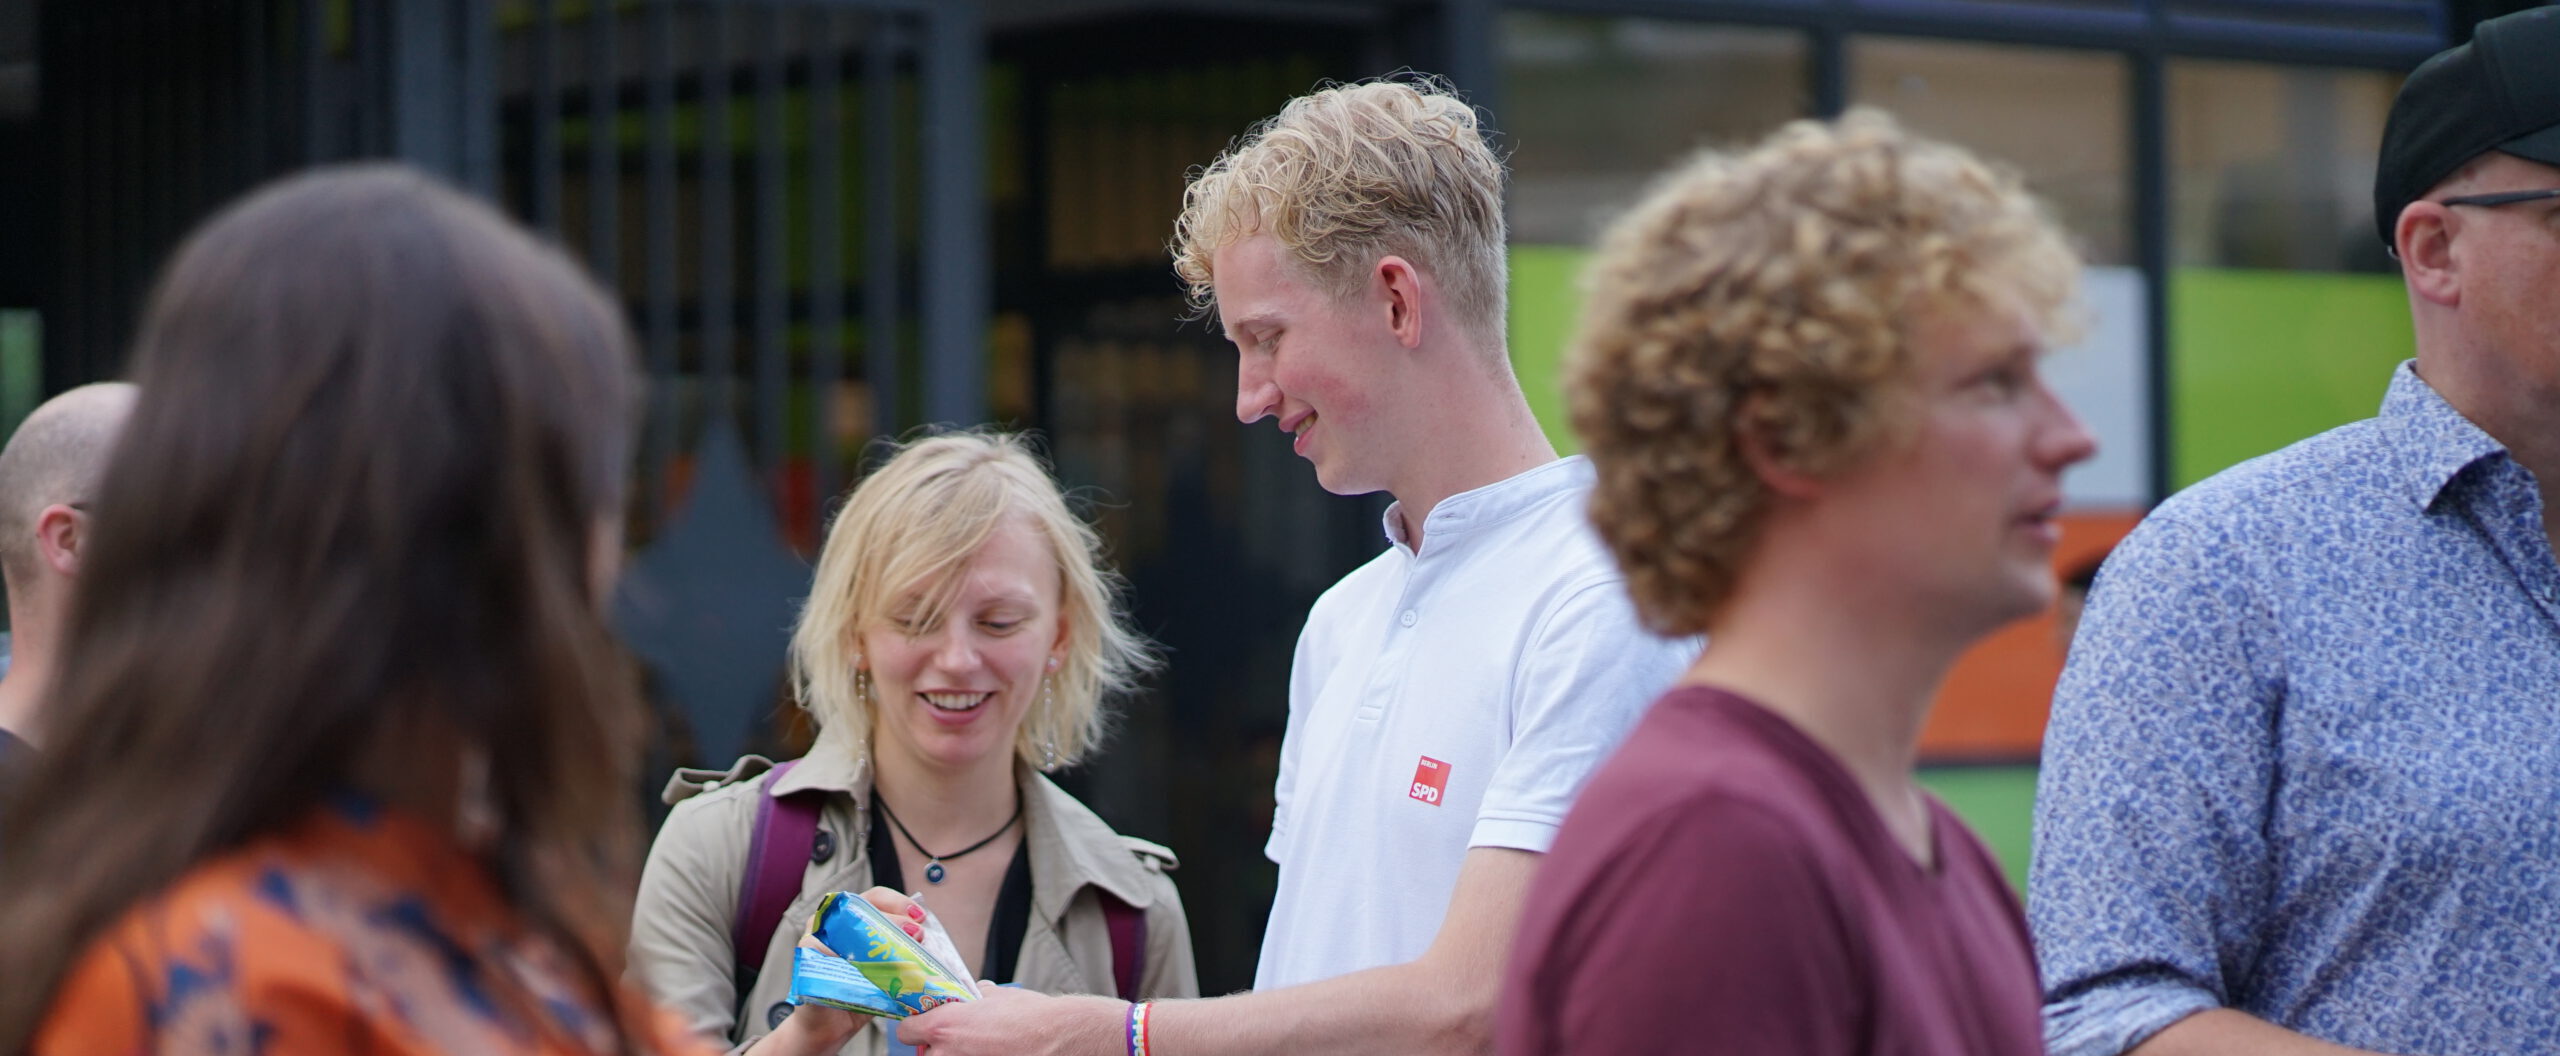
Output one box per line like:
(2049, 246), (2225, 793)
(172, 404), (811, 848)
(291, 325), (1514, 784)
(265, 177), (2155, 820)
(925, 861), (947, 884)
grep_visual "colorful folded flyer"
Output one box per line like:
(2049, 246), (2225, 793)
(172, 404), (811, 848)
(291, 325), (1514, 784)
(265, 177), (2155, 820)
(787, 891), (983, 1020)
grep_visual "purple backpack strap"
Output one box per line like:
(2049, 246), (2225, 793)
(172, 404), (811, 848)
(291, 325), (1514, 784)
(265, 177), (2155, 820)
(1098, 889), (1146, 1002)
(734, 759), (824, 978)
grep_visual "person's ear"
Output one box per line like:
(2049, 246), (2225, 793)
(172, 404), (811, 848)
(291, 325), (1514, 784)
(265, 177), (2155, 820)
(1048, 597), (1073, 659)
(34, 503), (86, 577)
(1736, 398), (1825, 501)
(1376, 256), (1426, 351)
(2396, 201), (2462, 308)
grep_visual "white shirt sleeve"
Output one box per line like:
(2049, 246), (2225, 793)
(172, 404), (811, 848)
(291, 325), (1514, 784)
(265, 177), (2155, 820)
(1265, 606), (1325, 865)
(1470, 576), (1694, 852)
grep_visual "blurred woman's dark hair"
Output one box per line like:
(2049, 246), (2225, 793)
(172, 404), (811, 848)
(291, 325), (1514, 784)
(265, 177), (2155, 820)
(0, 164), (648, 1047)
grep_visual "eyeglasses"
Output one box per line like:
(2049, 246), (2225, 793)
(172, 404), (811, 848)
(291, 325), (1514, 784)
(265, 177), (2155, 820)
(2438, 188), (2560, 209)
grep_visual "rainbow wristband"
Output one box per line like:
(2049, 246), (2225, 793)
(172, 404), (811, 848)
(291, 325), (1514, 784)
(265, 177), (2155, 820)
(1125, 1001), (1154, 1056)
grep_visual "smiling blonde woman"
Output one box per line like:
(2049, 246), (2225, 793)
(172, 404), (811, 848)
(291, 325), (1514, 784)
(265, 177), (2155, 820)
(630, 431), (1194, 1056)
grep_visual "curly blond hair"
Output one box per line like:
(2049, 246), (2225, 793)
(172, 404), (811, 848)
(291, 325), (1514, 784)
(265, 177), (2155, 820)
(1172, 78), (1509, 349)
(790, 431), (1156, 771)
(1569, 109), (2080, 636)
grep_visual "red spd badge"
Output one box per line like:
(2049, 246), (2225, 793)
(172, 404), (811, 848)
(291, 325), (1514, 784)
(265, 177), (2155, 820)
(1408, 756), (1451, 806)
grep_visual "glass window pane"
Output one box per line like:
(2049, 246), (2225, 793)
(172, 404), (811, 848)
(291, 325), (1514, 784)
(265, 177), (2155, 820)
(1502, 14), (1811, 247)
(2168, 61), (2401, 273)
(2166, 62), (2411, 488)
(1851, 37), (2131, 265)
(1501, 15), (1810, 452)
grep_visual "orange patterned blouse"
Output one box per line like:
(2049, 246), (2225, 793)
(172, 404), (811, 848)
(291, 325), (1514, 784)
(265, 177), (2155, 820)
(35, 795), (711, 1056)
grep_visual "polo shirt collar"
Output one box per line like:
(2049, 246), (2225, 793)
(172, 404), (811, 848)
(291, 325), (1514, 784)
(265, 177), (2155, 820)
(1381, 455), (1593, 554)
(2382, 360), (2511, 514)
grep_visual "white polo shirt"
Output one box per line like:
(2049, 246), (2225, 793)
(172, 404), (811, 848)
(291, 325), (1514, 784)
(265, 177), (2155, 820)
(1252, 456), (1697, 989)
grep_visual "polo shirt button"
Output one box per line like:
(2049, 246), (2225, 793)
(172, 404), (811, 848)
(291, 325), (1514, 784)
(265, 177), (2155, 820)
(767, 1002), (793, 1031)
(1400, 609), (1417, 627)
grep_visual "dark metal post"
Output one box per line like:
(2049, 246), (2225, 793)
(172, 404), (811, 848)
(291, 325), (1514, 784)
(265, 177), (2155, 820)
(586, 0), (619, 288)
(300, 0), (329, 161)
(702, 1), (736, 423)
(863, 11), (901, 438)
(124, 1), (156, 366)
(1437, 0), (1501, 122)
(241, 0), (269, 186)
(383, 0), (495, 194)
(753, 4), (787, 471)
(45, 3), (91, 383)
(918, 0), (987, 426)
(385, 2), (448, 166)
(458, 0), (497, 195)
(809, 7), (845, 527)
(1813, 23), (1849, 117)
(2134, 46), (2171, 502)
(177, 0), (205, 224)
(153, 4), (180, 311)
(645, 0), (679, 516)
(533, 0), (564, 231)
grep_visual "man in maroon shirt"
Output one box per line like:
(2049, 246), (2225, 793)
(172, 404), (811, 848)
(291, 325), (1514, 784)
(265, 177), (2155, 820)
(1496, 111), (2096, 1055)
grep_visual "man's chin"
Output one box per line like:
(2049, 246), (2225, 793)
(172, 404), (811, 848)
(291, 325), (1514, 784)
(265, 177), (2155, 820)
(1307, 460), (1376, 497)
(1993, 571), (2060, 628)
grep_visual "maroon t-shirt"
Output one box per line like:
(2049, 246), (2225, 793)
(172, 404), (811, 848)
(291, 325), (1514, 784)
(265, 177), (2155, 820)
(1496, 686), (2043, 1056)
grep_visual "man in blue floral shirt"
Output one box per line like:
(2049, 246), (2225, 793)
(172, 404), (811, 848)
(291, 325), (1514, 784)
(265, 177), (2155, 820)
(2031, 10), (2560, 1056)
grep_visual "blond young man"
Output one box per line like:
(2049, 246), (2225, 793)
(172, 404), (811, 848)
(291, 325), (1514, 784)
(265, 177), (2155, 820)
(893, 78), (1693, 1056)
(1497, 113), (2095, 1054)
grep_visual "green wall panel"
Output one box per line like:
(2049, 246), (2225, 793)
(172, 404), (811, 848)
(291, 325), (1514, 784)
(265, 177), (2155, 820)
(1508, 244), (1587, 455)
(2170, 268), (2413, 488)
(1918, 765), (2040, 894)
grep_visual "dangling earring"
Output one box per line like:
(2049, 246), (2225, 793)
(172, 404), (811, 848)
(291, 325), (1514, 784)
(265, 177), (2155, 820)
(853, 654), (870, 705)
(1039, 672), (1061, 769)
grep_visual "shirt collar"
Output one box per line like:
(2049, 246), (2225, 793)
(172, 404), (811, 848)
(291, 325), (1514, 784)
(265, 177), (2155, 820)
(1381, 456), (1592, 554)
(2382, 360), (2512, 513)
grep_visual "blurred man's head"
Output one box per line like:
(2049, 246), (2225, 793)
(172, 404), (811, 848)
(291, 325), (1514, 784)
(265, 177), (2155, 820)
(2378, 9), (2560, 390)
(1569, 111), (2094, 640)
(1173, 79), (1510, 496)
(0, 383), (137, 621)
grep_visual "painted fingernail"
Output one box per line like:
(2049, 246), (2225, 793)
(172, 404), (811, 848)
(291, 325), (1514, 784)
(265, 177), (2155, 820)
(904, 922), (923, 938)
(908, 905), (926, 921)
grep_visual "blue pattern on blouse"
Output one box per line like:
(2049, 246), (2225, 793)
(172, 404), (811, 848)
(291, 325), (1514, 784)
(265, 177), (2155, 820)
(2031, 362), (2560, 1056)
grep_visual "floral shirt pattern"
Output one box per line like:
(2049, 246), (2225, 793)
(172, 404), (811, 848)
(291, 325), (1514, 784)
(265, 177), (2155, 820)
(37, 796), (709, 1056)
(2032, 362), (2560, 1055)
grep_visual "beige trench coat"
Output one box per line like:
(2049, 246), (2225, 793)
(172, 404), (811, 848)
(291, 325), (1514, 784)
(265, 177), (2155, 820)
(629, 725), (1199, 1055)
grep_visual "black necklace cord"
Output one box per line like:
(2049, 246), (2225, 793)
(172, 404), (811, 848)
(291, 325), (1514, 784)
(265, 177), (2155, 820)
(875, 792), (1024, 864)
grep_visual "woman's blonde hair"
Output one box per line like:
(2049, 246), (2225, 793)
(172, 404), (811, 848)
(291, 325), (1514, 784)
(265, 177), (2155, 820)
(1172, 77), (1510, 350)
(789, 431), (1154, 771)
(1569, 109), (2080, 636)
